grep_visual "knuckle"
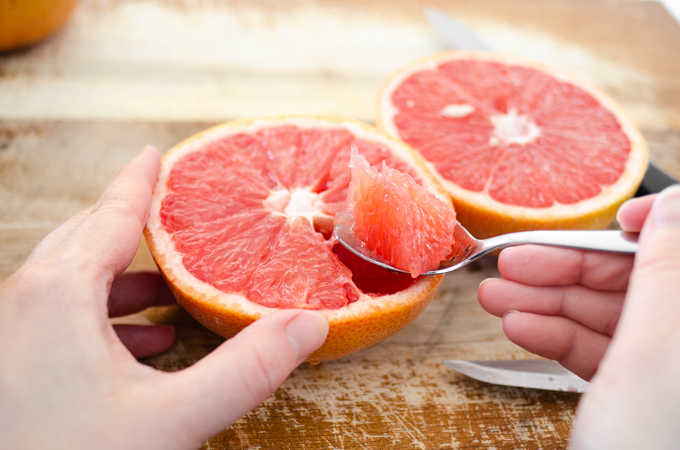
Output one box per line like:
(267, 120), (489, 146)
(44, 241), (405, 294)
(237, 342), (282, 404)
(580, 252), (631, 289)
(635, 255), (680, 280)
(556, 321), (579, 362)
(93, 191), (147, 229)
(636, 230), (680, 271)
(635, 245), (680, 279)
(603, 313), (621, 337)
(557, 286), (569, 316)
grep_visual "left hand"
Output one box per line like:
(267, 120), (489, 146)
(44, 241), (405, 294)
(0, 146), (328, 449)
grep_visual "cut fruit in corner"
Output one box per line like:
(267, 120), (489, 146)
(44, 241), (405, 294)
(144, 116), (451, 363)
(377, 51), (648, 239)
(346, 145), (457, 277)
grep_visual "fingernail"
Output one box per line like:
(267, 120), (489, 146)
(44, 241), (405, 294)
(503, 309), (520, 319)
(286, 311), (329, 364)
(653, 185), (680, 228)
(140, 145), (160, 157)
(500, 246), (516, 256)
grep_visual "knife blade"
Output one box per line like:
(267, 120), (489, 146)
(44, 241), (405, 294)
(423, 6), (679, 197)
(423, 7), (490, 51)
(443, 359), (590, 393)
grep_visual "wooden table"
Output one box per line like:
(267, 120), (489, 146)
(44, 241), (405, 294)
(2, 1), (679, 448)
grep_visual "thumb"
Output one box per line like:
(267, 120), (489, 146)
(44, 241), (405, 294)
(622, 184), (680, 327)
(156, 310), (328, 443)
(569, 187), (680, 449)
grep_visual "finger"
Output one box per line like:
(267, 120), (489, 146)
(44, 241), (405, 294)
(71, 146), (161, 276)
(619, 185), (680, 333)
(479, 278), (624, 337)
(570, 186), (680, 449)
(503, 311), (609, 380)
(153, 310), (328, 445)
(114, 324), (176, 359)
(616, 194), (656, 232)
(498, 245), (634, 291)
(108, 271), (176, 318)
(22, 206), (95, 267)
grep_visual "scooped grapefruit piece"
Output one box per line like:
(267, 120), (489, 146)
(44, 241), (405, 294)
(144, 116), (451, 363)
(377, 51), (648, 239)
(347, 146), (456, 277)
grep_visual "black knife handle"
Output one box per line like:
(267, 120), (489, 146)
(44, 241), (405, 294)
(634, 162), (679, 197)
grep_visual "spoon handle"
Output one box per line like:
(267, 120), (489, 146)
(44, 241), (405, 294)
(482, 230), (639, 254)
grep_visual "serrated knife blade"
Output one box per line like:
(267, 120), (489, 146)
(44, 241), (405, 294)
(444, 359), (590, 393)
(423, 6), (679, 197)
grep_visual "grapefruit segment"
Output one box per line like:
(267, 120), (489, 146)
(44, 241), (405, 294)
(144, 116), (452, 362)
(247, 218), (357, 310)
(320, 138), (421, 216)
(377, 51), (648, 238)
(347, 146), (456, 277)
(296, 128), (354, 191)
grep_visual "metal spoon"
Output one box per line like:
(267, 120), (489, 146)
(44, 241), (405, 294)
(333, 214), (638, 276)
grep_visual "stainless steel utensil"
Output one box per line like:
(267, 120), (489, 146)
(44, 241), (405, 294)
(443, 359), (590, 393)
(333, 215), (638, 276)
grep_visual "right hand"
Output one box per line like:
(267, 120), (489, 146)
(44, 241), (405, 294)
(478, 193), (655, 380)
(480, 185), (680, 449)
(570, 185), (680, 449)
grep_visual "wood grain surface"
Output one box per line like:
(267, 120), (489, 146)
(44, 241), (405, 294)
(1, 0), (680, 448)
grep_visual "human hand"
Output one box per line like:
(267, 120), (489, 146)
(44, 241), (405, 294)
(477, 194), (655, 380)
(480, 185), (680, 449)
(0, 146), (329, 449)
(571, 185), (680, 449)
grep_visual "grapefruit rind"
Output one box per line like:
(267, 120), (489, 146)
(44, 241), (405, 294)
(144, 116), (448, 362)
(0, 0), (80, 52)
(377, 51), (648, 238)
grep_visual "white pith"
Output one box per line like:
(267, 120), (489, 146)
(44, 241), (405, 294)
(489, 108), (541, 146)
(377, 50), (649, 219)
(264, 187), (329, 227)
(146, 116), (446, 318)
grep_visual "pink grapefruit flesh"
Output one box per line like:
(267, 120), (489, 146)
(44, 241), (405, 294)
(159, 124), (426, 309)
(347, 146), (457, 277)
(386, 58), (637, 208)
(377, 52), (648, 239)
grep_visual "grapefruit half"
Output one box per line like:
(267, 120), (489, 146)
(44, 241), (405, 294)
(377, 51), (648, 238)
(144, 116), (451, 363)
(0, 0), (80, 52)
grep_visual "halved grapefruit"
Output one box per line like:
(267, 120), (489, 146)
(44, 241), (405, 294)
(0, 0), (80, 52)
(347, 145), (457, 277)
(144, 116), (452, 363)
(377, 51), (648, 238)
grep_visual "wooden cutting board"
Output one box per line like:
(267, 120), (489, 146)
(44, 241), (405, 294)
(2, 0), (680, 448)
(0, 119), (582, 449)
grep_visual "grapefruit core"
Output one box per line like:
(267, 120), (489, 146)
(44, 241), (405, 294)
(144, 116), (451, 363)
(346, 145), (457, 278)
(377, 51), (648, 239)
